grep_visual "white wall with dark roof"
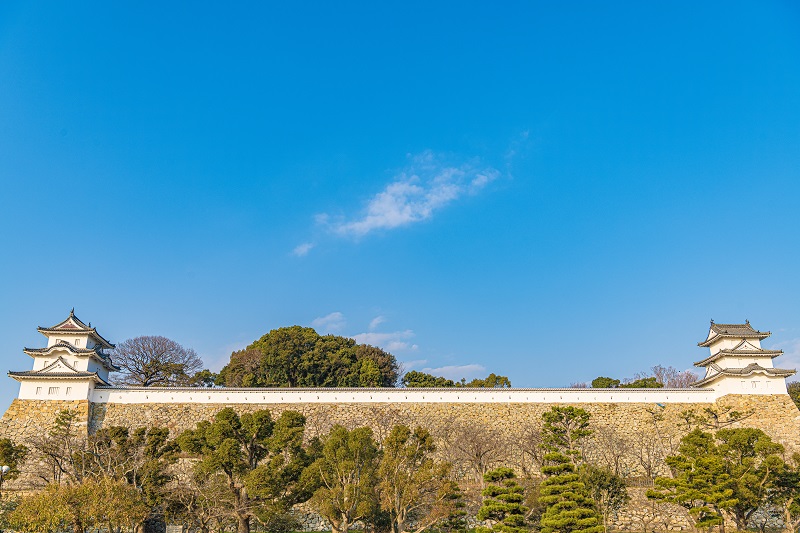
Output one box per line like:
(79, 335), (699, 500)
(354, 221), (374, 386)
(90, 387), (719, 405)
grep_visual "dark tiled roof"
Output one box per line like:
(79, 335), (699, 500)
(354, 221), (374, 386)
(694, 346), (783, 367)
(24, 343), (100, 355)
(691, 363), (795, 387)
(23, 342), (120, 372)
(8, 370), (108, 384)
(698, 320), (770, 347)
(37, 309), (115, 349)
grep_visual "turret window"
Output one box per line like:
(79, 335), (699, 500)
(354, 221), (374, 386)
(35, 387), (42, 395)
(48, 387), (60, 395)
(66, 387), (72, 395)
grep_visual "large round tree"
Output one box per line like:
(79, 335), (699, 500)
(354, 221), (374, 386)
(217, 326), (400, 388)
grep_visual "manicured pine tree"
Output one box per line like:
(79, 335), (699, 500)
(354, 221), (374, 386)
(538, 407), (604, 533)
(477, 467), (529, 533)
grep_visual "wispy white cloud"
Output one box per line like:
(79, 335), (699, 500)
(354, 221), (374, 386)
(292, 242), (315, 257)
(422, 364), (486, 381)
(369, 315), (386, 330)
(401, 359), (429, 370)
(321, 151), (500, 238)
(312, 312), (346, 333)
(353, 330), (418, 352)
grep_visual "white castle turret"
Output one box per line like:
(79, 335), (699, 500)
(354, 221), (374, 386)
(8, 310), (119, 400)
(691, 320), (795, 394)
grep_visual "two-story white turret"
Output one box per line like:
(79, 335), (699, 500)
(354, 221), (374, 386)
(691, 320), (795, 394)
(8, 310), (119, 400)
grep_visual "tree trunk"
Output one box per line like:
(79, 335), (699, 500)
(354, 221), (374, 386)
(783, 506), (796, 533)
(330, 518), (346, 533)
(237, 513), (250, 533)
(337, 513), (351, 533)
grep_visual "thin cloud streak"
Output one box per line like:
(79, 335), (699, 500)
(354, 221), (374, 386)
(312, 311), (346, 333)
(353, 329), (418, 352)
(369, 315), (386, 330)
(292, 242), (315, 257)
(322, 150), (499, 238)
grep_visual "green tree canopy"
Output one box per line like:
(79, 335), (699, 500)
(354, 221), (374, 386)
(542, 406), (592, 464)
(8, 477), (149, 533)
(788, 382), (800, 411)
(177, 407), (314, 533)
(0, 437), (28, 485)
(647, 429), (737, 533)
(217, 326), (400, 388)
(377, 425), (455, 533)
(402, 371), (457, 388)
(402, 370), (512, 388)
(772, 453), (800, 533)
(715, 427), (784, 530)
(307, 425), (380, 533)
(619, 377), (662, 389)
(465, 373), (512, 388)
(590, 377), (620, 389)
(539, 406), (603, 533)
(581, 466), (628, 533)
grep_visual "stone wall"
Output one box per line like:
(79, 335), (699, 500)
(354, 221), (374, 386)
(1, 394), (799, 532)
(0, 398), (90, 444)
(84, 394), (800, 453)
(612, 487), (697, 532)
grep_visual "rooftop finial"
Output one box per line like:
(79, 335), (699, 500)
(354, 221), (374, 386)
(70, 307), (75, 315)
(710, 318), (715, 325)
(746, 319), (750, 324)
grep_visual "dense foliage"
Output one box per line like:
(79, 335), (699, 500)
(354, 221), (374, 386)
(788, 381), (800, 410)
(216, 326), (400, 387)
(5, 400), (800, 533)
(476, 468), (528, 533)
(176, 407), (314, 533)
(402, 370), (512, 388)
(539, 407), (604, 533)
(589, 365), (697, 389)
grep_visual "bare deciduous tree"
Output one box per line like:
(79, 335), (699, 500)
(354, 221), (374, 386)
(112, 335), (203, 387)
(651, 365), (698, 388)
(436, 420), (507, 486)
(584, 426), (635, 477)
(363, 406), (403, 447)
(512, 422), (544, 478)
(630, 428), (667, 481)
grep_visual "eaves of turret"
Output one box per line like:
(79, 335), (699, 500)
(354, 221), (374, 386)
(690, 363), (795, 387)
(23, 343), (121, 372)
(693, 348), (783, 367)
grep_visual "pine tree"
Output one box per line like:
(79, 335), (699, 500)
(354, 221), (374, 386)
(647, 429), (737, 533)
(538, 407), (604, 533)
(477, 467), (529, 533)
(539, 451), (604, 533)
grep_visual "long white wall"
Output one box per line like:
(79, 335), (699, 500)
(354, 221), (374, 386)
(90, 387), (719, 404)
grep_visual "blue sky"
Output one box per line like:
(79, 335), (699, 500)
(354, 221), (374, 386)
(1, 2), (800, 411)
